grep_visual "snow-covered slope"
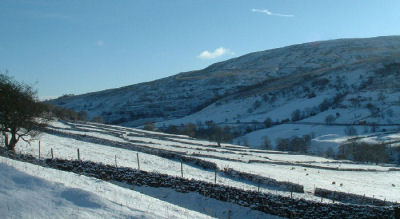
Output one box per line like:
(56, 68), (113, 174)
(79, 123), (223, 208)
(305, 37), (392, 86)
(49, 36), (400, 149)
(0, 157), (276, 219)
(13, 121), (400, 204)
(49, 36), (400, 123)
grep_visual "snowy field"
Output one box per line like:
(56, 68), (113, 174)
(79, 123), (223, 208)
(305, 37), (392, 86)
(0, 157), (279, 219)
(13, 120), (400, 204)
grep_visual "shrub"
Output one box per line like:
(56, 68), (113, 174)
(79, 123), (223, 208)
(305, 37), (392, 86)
(325, 115), (336, 124)
(344, 126), (358, 136)
(264, 117), (273, 128)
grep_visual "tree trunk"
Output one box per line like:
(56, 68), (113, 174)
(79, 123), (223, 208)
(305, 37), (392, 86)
(2, 132), (8, 148)
(6, 131), (18, 153)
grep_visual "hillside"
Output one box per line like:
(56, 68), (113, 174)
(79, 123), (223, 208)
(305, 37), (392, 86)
(49, 36), (400, 151)
(1, 120), (398, 218)
(0, 157), (274, 218)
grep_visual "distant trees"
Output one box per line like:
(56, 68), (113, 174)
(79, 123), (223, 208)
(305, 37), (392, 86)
(144, 122), (155, 131)
(344, 126), (358, 136)
(262, 136), (272, 150)
(276, 135), (311, 153)
(291, 109), (302, 122)
(165, 124), (178, 134)
(46, 104), (89, 121)
(263, 117), (273, 128)
(162, 121), (233, 146)
(92, 116), (105, 123)
(181, 123), (196, 137)
(212, 126), (226, 147)
(337, 141), (388, 164)
(325, 114), (336, 124)
(325, 147), (335, 158)
(0, 74), (49, 153)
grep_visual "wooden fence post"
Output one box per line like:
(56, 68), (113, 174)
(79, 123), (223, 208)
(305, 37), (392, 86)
(290, 186), (293, 199)
(181, 160), (183, 178)
(214, 169), (217, 184)
(51, 148), (54, 159)
(77, 148), (80, 161)
(137, 153), (140, 170)
(38, 141), (41, 159)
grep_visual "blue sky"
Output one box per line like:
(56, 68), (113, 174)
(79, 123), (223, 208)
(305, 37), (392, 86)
(1, 0), (400, 99)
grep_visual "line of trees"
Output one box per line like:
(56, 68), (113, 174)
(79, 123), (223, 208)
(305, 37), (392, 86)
(45, 104), (104, 123)
(275, 135), (312, 153)
(336, 141), (390, 164)
(158, 121), (233, 146)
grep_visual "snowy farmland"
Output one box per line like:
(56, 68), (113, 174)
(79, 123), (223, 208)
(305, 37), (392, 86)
(0, 157), (275, 219)
(12, 120), (400, 205)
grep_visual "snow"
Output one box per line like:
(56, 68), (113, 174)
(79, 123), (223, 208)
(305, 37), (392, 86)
(50, 36), (400, 129)
(0, 157), (281, 219)
(13, 121), (400, 204)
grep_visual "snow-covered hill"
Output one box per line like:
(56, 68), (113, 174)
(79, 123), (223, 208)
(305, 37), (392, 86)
(13, 121), (400, 203)
(0, 157), (274, 219)
(49, 36), (400, 150)
(2, 120), (398, 217)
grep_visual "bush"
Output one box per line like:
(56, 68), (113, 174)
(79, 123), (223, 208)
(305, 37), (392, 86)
(264, 117), (273, 128)
(165, 125), (179, 134)
(182, 123), (196, 137)
(92, 116), (105, 123)
(325, 115), (336, 124)
(325, 147), (335, 158)
(291, 109), (302, 121)
(144, 122), (155, 131)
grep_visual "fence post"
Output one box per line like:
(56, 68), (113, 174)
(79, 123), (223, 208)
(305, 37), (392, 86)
(137, 153), (140, 170)
(180, 160), (183, 178)
(51, 148), (54, 159)
(214, 169), (217, 184)
(77, 148), (80, 161)
(115, 155), (117, 167)
(290, 186), (293, 199)
(38, 141), (41, 159)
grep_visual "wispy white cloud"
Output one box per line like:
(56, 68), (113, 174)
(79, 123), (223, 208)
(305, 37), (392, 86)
(96, 40), (104, 47)
(197, 47), (233, 59)
(251, 8), (294, 18)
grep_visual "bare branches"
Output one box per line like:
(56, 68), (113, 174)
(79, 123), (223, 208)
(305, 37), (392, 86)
(0, 73), (48, 152)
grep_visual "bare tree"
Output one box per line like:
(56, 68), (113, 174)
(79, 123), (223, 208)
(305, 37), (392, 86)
(325, 114), (336, 124)
(262, 136), (272, 149)
(0, 74), (48, 153)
